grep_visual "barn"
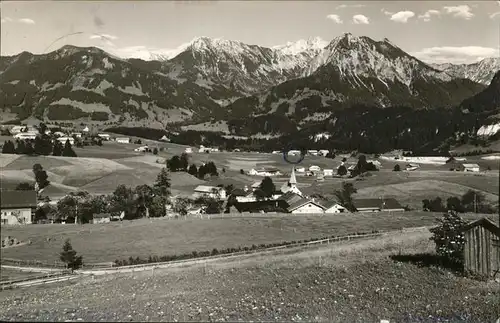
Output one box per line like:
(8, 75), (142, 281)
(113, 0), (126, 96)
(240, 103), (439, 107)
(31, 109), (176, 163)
(461, 217), (500, 278)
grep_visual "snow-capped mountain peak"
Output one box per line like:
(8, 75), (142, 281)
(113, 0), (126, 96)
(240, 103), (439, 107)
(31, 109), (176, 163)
(272, 37), (328, 55)
(431, 57), (500, 85)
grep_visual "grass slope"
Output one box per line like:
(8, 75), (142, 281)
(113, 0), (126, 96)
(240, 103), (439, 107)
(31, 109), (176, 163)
(0, 230), (497, 322)
(0, 212), (485, 264)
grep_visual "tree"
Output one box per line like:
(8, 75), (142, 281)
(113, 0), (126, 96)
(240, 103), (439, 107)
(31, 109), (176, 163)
(446, 197), (464, 213)
(2, 140), (16, 154)
(167, 155), (181, 172)
(60, 239), (83, 271)
(24, 141), (34, 155)
(342, 157), (347, 162)
(179, 153), (189, 171)
(52, 140), (63, 156)
(334, 182), (357, 212)
(393, 164), (401, 171)
(429, 211), (467, 267)
(337, 165), (348, 176)
(461, 190), (484, 213)
(150, 195), (168, 217)
(34, 135), (52, 156)
(188, 164), (198, 176)
(109, 185), (137, 220)
(422, 197), (445, 212)
(240, 169), (245, 175)
(259, 176), (276, 198)
(62, 140), (77, 157)
(326, 151), (336, 159)
(172, 197), (190, 216)
(253, 188), (267, 201)
(134, 184), (154, 218)
(153, 167), (171, 197)
(15, 140), (25, 154)
(32, 164), (50, 190)
(153, 147), (158, 155)
(15, 182), (35, 191)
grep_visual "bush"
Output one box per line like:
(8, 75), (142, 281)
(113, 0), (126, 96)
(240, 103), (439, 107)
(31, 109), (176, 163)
(59, 239), (83, 271)
(393, 164), (401, 171)
(429, 211), (467, 268)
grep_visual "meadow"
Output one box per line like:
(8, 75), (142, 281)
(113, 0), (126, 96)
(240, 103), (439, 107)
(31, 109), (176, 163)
(0, 212), (488, 264)
(0, 228), (498, 322)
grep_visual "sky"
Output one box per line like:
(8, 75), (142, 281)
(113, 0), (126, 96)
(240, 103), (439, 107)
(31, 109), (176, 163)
(1, 0), (500, 64)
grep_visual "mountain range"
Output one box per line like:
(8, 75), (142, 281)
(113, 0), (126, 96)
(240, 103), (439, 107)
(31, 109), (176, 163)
(0, 32), (498, 145)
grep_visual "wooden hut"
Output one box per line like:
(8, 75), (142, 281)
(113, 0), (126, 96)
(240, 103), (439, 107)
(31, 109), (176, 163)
(461, 217), (500, 278)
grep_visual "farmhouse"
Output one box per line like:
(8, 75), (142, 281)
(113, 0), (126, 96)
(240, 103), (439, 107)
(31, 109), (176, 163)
(199, 145), (219, 153)
(82, 126), (90, 132)
(353, 198), (405, 213)
(91, 213), (111, 224)
(9, 125), (30, 135)
(287, 198), (324, 214)
(295, 166), (306, 173)
(248, 167), (282, 176)
(115, 137), (130, 144)
(307, 150), (318, 156)
(193, 185), (227, 200)
(319, 149), (329, 156)
(134, 145), (149, 152)
(406, 163), (420, 171)
(97, 133), (111, 140)
(56, 136), (75, 145)
(309, 165), (321, 172)
(159, 135), (170, 142)
(461, 217), (500, 278)
(323, 169), (334, 176)
(184, 147), (193, 154)
(461, 163), (480, 172)
(1, 190), (37, 225)
(13, 132), (37, 140)
(70, 132), (82, 138)
(320, 200), (348, 213)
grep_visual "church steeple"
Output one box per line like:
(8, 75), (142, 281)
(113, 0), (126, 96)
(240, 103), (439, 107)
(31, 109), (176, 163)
(280, 167), (302, 196)
(289, 167), (297, 185)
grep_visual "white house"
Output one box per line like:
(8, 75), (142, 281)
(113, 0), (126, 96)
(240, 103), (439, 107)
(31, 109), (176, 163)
(319, 149), (329, 156)
(13, 132), (37, 140)
(199, 145), (219, 153)
(70, 132), (82, 138)
(82, 126), (90, 132)
(134, 145), (149, 152)
(288, 150), (301, 156)
(116, 137), (130, 144)
(272, 150), (281, 154)
(287, 199), (324, 214)
(462, 163), (480, 172)
(309, 165), (321, 172)
(307, 150), (318, 156)
(406, 163), (420, 171)
(57, 137), (75, 145)
(159, 135), (170, 142)
(295, 166), (306, 173)
(9, 126), (29, 135)
(193, 185), (227, 200)
(248, 167), (282, 176)
(1, 190), (36, 225)
(97, 133), (111, 141)
(323, 169), (334, 176)
(184, 147), (193, 154)
(321, 201), (348, 214)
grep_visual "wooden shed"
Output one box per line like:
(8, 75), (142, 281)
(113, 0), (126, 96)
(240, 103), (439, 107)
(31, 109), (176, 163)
(461, 217), (500, 278)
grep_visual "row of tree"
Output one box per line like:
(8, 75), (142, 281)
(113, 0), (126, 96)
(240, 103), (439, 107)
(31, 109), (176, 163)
(2, 139), (76, 157)
(422, 190), (496, 213)
(166, 153), (219, 179)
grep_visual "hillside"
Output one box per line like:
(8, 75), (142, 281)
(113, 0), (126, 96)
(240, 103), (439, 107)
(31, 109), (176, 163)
(0, 46), (223, 126)
(432, 57), (500, 85)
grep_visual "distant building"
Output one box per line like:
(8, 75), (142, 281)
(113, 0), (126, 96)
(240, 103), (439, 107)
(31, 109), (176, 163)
(199, 145), (218, 153)
(406, 163), (420, 171)
(319, 150), (329, 156)
(13, 132), (37, 140)
(184, 147), (193, 154)
(248, 167), (282, 176)
(82, 126), (90, 132)
(70, 132), (82, 138)
(353, 198), (405, 213)
(295, 166), (306, 173)
(1, 190), (37, 225)
(461, 163), (480, 172)
(193, 185), (227, 200)
(97, 133), (111, 141)
(272, 150), (281, 154)
(323, 169), (334, 176)
(91, 213), (111, 224)
(309, 165), (321, 172)
(53, 131), (65, 137)
(134, 145), (149, 152)
(307, 150), (318, 156)
(159, 135), (170, 142)
(287, 198), (324, 214)
(115, 137), (130, 144)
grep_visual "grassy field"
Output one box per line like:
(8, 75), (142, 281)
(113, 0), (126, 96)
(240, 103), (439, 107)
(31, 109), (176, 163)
(0, 229), (498, 322)
(0, 212), (487, 264)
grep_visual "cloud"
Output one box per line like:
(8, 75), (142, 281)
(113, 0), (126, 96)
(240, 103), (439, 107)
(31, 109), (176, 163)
(418, 9), (441, 22)
(388, 11), (415, 23)
(1, 17), (12, 24)
(336, 4), (366, 9)
(490, 11), (500, 19)
(107, 44), (190, 61)
(18, 18), (35, 24)
(443, 5), (474, 20)
(326, 14), (343, 24)
(411, 46), (499, 64)
(90, 34), (118, 47)
(352, 14), (369, 24)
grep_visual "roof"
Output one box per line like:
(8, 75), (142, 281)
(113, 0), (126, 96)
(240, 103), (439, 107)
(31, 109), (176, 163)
(287, 198), (323, 212)
(278, 191), (303, 204)
(353, 198), (404, 210)
(231, 188), (247, 196)
(1, 190), (37, 209)
(461, 217), (500, 236)
(255, 167), (280, 172)
(462, 163), (480, 168)
(319, 200), (345, 210)
(251, 182), (261, 188)
(194, 185), (223, 193)
(289, 167), (297, 184)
